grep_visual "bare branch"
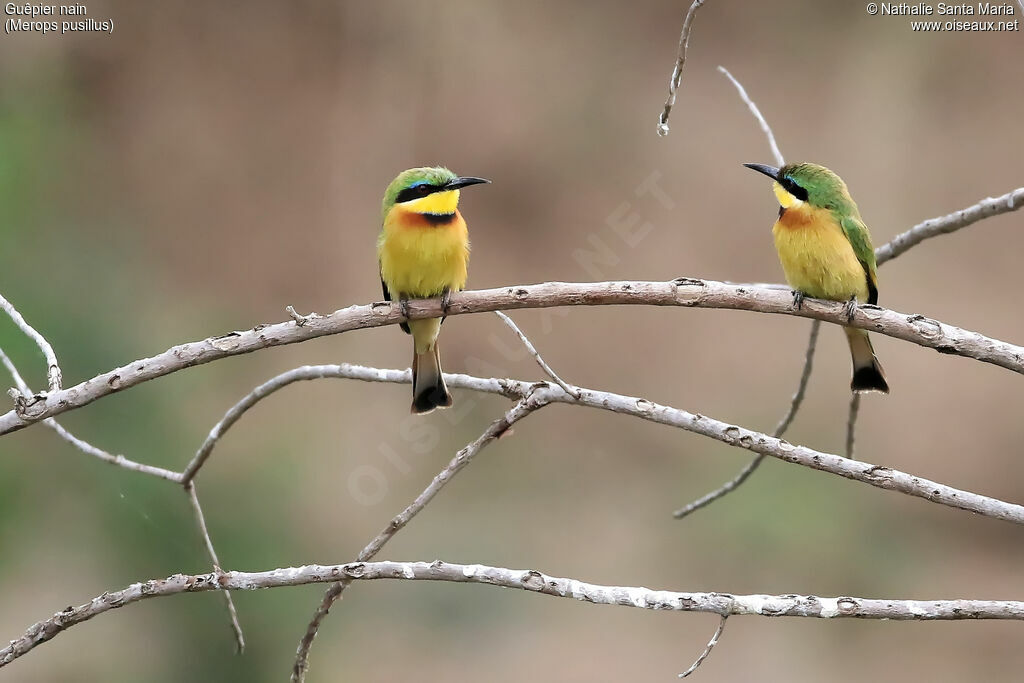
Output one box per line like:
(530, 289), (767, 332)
(3, 345), (242, 649)
(657, 0), (709, 136)
(292, 397), (545, 682)
(494, 311), (580, 399)
(679, 615), (728, 678)
(554, 383), (1024, 524)
(41, 420), (182, 482)
(7, 559), (1024, 668)
(846, 393), (861, 460)
(0, 293), (62, 392)
(673, 320), (820, 518)
(186, 483), (245, 653)
(875, 187), (1024, 265)
(770, 321), (821, 439)
(0, 347), (181, 482)
(177, 363), (1024, 525)
(285, 305), (314, 326)
(3, 278), (1021, 436)
(180, 365), (355, 485)
(717, 66), (784, 167)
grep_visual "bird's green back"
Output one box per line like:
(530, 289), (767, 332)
(782, 163), (878, 282)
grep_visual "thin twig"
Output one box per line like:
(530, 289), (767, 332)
(180, 366), (354, 485)
(657, 0), (709, 136)
(679, 615), (728, 678)
(717, 66), (784, 167)
(875, 187), (1024, 265)
(0, 292), (62, 391)
(4, 278), (1023, 436)
(43, 420), (182, 482)
(0, 347), (180, 482)
(494, 311), (580, 398)
(285, 305), (314, 326)
(770, 321), (821, 439)
(674, 320), (820, 518)
(291, 397), (545, 682)
(846, 393), (861, 460)
(186, 482), (245, 653)
(7, 559), (1024, 668)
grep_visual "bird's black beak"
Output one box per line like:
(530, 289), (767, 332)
(743, 163), (780, 180)
(446, 176), (491, 190)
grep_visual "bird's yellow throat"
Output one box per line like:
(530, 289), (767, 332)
(772, 181), (803, 209)
(401, 189), (461, 215)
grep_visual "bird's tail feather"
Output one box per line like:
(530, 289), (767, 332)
(845, 327), (889, 394)
(411, 342), (452, 414)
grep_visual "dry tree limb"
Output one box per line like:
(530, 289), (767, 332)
(285, 305), (314, 326)
(846, 393), (861, 460)
(718, 66), (785, 168)
(875, 188), (1024, 266)
(37, 419), (182, 482)
(0, 293), (62, 392)
(1, 346), (243, 648)
(6, 559), (1024, 668)
(0, 347), (242, 647)
(291, 397), (545, 682)
(0, 347), (180, 482)
(657, 0), (709, 136)
(2, 278), (1021, 437)
(158, 362), (1024, 526)
(679, 615), (728, 678)
(185, 482), (245, 653)
(180, 365), (353, 485)
(494, 311), (580, 399)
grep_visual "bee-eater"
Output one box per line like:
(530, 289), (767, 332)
(377, 167), (490, 413)
(743, 162), (889, 394)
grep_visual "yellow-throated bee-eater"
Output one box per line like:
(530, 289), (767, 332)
(378, 167), (490, 413)
(744, 162), (889, 394)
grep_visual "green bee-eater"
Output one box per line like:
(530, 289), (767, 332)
(744, 162), (889, 394)
(377, 167), (490, 414)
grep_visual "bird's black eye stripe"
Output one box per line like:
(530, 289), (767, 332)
(396, 183), (442, 203)
(781, 176), (809, 201)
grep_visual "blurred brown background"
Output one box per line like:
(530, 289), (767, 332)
(1, 1), (1022, 681)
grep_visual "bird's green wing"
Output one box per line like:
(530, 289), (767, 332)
(840, 214), (879, 305)
(380, 272), (411, 335)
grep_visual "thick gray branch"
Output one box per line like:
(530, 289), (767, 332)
(5, 559), (1023, 667)
(2, 278), (1021, 436)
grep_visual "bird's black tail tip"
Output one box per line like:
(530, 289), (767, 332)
(851, 365), (890, 394)
(411, 385), (453, 414)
